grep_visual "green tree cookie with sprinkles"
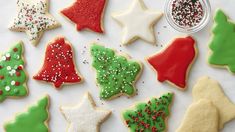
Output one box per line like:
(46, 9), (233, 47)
(0, 42), (27, 102)
(209, 9), (235, 73)
(4, 95), (49, 132)
(91, 44), (142, 100)
(123, 93), (173, 132)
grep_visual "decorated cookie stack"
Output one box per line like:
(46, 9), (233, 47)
(1, 0), (235, 132)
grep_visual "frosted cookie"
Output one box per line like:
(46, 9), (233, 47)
(208, 9), (235, 73)
(90, 44), (142, 100)
(4, 95), (50, 132)
(192, 76), (235, 129)
(123, 93), (173, 132)
(147, 36), (197, 90)
(176, 99), (219, 132)
(0, 42), (27, 102)
(61, 0), (106, 33)
(33, 37), (83, 89)
(112, 0), (162, 45)
(9, 0), (60, 45)
(60, 92), (111, 132)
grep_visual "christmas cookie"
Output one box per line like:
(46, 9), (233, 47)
(61, 0), (106, 33)
(0, 42), (27, 102)
(33, 37), (83, 89)
(147, 36), (197, 90)
(208, 9), (235, 73)
(176, 99), (219, 132)
(4, 95), (50, 132)
(192, 76), (235, 129)
(90, 44), (142, 100)
(112, 0), (162, 45)
(60, 92), (111, 132)
(9, 0), (60, 45)
(123, 93), (173, 132)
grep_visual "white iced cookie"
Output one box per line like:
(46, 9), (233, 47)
(112, 0), (162, 45)
(192, 76), (235, 129)
(9, 0), (60, 45)
(60, 92), (111, 132)
(176, 99), (219, 132)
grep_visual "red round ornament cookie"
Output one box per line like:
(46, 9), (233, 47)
(147, 36), (197, 89)
(61, 0), (106, 33)
(33, 37), (83, 88)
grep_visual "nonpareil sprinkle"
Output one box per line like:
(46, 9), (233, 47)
(171, 0), (204, 28)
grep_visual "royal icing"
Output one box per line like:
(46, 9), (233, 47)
(0, 42), (27, 102)
(60, 92), (111, 132)
(9, 0), (60, 45)
(61, 0), (106, 33)
(112, 0), (162, 45)
(33, 37), (82, 88)
(4, 95), (49, 132)
(208, 9), (235, 73)
(147, 36), (196, 89)
(123, 93), (173, 132)
(90, 44), (142, 100)
(192, 76), (235, 129)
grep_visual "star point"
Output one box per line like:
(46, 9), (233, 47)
(112, 0), (162, 45)
(60, 92), (111, 132)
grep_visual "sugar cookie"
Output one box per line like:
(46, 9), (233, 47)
(61, 0), (106, 33)
(9, 0), (60, 45)
(112, 0), (162, 45)
(147, 36), (197, 90)
(60, 92), (111, 132)
(176, 99), (219, 132)
(33, 37), (83, 89)
(192, 76), (235, 129)
(123, 93), (173, 132)
(208, 9), (235, 73)
(90, 44), (142, 100)
(4, 95), (50, 132)
(0, 42), (27, 102)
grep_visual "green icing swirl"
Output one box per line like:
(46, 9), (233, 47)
(209, 9), (235, 73)
(91, 44), (141, 100)
(123, 93), (173, 132)
(0, 42), (27, 102)
(4, 96), (49, 132)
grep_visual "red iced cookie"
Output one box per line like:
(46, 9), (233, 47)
(147, 36), (197, 89)
(61, 0), (106, 33)
(33, 37), (83, 88)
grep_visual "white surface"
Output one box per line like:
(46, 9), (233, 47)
(0, 0), (235, 132)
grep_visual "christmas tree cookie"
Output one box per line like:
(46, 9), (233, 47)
(0, 42), (27, 102)
(33, 37), (83, 88)
(61, 0), (106, 33)
(90, 44), (142, 100)
(123, 93), (173, 132)
(4, 95), (50, 132)
(9, 0), (60, 45)
(208, 9), (235, 73)
(147, 36), (197, 90)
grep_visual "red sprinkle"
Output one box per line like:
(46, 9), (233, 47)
(15, 82), (20, 86)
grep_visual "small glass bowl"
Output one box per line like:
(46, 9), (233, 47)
(165, 0), (211, 34)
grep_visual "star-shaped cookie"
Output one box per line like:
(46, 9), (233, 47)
(112, 0), (162, 45)
(61, 0), (106, 33)
(9, 0), (60, 45)
(60, 92), (111, 132)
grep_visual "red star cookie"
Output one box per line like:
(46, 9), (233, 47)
(33, 37), (83, 88)
(147, 36), (197, 89)
(61, 0), (106, 33)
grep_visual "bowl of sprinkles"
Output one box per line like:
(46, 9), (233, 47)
(165, 0), (211, 33)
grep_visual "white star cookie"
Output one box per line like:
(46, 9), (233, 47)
(60, 92), (111, 132)
(9, 0), (60, 45)
(112, 0), (162, 45)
